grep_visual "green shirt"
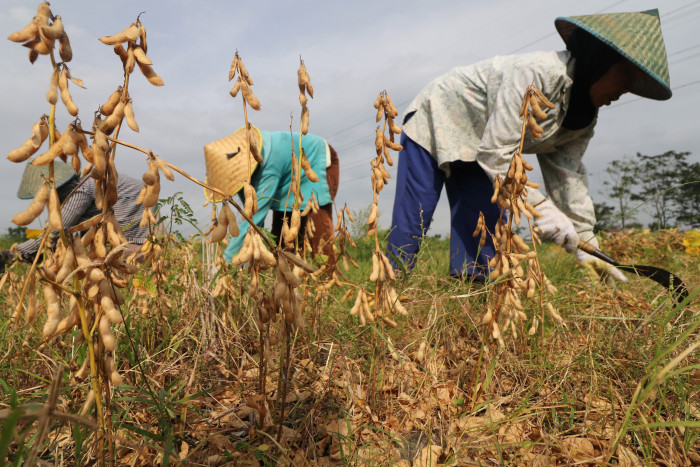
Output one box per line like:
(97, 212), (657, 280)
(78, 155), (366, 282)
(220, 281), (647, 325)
(223, 131), (331, 262)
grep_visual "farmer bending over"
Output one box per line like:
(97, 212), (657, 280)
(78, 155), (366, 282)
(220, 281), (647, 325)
(203, 126), (339, 266)
(386, 9), (672, 283)
(0, 159), (151, 272)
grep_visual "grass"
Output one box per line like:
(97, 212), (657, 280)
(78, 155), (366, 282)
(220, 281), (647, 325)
(0, 228), (698, 466)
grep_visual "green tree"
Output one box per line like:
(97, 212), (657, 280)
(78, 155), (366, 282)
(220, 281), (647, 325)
(0, 226), (27, 248)
(673, 161), (700, 227)
(632, 151), (691, 230)
(593, 202), (615, 233)
(601, 156), (639, 229)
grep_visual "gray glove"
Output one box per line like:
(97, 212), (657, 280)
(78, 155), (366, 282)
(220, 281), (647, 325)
(533, 200), (579, 253)
(575, 236), (628, 284)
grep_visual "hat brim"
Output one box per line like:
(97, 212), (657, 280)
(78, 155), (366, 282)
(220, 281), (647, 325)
(203, 125), (262, 203)
(17, 159), (77, 199)
(555, 15), (672, 101)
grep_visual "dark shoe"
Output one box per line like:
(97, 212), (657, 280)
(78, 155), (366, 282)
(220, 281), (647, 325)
(0, 249), (15, 273)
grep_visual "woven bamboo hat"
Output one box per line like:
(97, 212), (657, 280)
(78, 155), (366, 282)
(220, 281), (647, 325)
(17, 159), (77, 199)
(203, 125), (262, 202)
(555, 8), (671, 100)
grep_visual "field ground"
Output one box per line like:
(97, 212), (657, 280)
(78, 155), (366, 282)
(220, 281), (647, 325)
(1, 228), (699, 466)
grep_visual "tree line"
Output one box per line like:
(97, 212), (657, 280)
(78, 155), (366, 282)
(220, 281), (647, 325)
(595, 150), (699, 232)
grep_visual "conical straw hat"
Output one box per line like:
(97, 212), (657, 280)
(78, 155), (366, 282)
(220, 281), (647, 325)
(17, 158), (77, 199)
(203, 125), (262, 202)
(555, 8), (671, 100)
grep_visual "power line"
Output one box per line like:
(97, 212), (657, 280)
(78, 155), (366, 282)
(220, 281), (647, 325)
(330, 2), (700, 182)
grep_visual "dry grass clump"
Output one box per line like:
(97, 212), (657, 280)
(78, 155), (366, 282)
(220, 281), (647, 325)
(1, 231), (698, 465)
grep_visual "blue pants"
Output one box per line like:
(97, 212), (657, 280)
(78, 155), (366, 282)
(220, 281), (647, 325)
(387, 132), (503, 279)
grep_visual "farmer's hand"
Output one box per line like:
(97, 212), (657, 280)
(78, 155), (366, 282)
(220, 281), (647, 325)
(533, 200), (579, 253)
(576, 236), (628, 285)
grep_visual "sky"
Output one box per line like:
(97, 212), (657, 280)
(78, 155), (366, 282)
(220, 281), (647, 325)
(1, 0), (698, 239)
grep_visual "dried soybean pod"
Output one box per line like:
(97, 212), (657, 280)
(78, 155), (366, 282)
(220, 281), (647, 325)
(299, 92), (307, 107)
(58, 67), (78, 117)
(374, 128), (383, 155)
(24, 273), (38, 322)
(239, 80), (261, 110)
(31, 128), (67, 166)
(142, 159), (158, 185)
(101, 295), (123, 324)
(349, 291), (362, 315)
(388, 117), (402, 135)
(278, 255), (301, 287)
(113, 43), (128, 65)
(257, 237), (277, 269)
(135, 184), (146, 205)
(93, 225), (107, 258)
(229, 81), (241, 98)
(228, 55), (239, 81)
(367, 202), (378, 225)
(48, 185), (63, 231)
(380, 253), (396, 281)
(12, 183), (49, 226)
(384, 93), (399, 118)
(133, 45), (151, 65)
(100, 86), (122, 116)
(138, 20), (147, 53)
(243, 182), (255, 218)
(221, 204), (239, 237)
(530, 94), (547, 120)
(143, 177), (160, 208)
(527, 114), (543, 138)
(102, 99), (126, 134)
(383, 135), (402, 152)
(300, 106), (309, 135)
(369, 252), (379, 282)
(8, 18), (39, 43)
(238, 59), (253, 85)
(41, 15), (64, 40)
(61, 126), (79, 157)
(297, 62), (308, 86)
(8, 138), (40, 163)
(58, 67), (78, 116)
(91, 148), (107, 181)
(300, 149), (318, 182)
(246, 129), (262, 164)
(105, 354), (123, 385)
(42, 283), (61, 337)
(136, 61), (164, 86)
(289, 209), (301, 239)
(58, 32), (72, 62)
(46, 68), (59, 105)
(533, 87), (555, 109)
(125, 45), (135, 73)
(98, 315), (117, 351)
(75, 130), (93, 164)
(124, 100), (139, 132)
(154, 157), (175, 181)
(208, 210), (229, 243)
(99, 23), (140, 45)
(56, 296), (79, 334)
